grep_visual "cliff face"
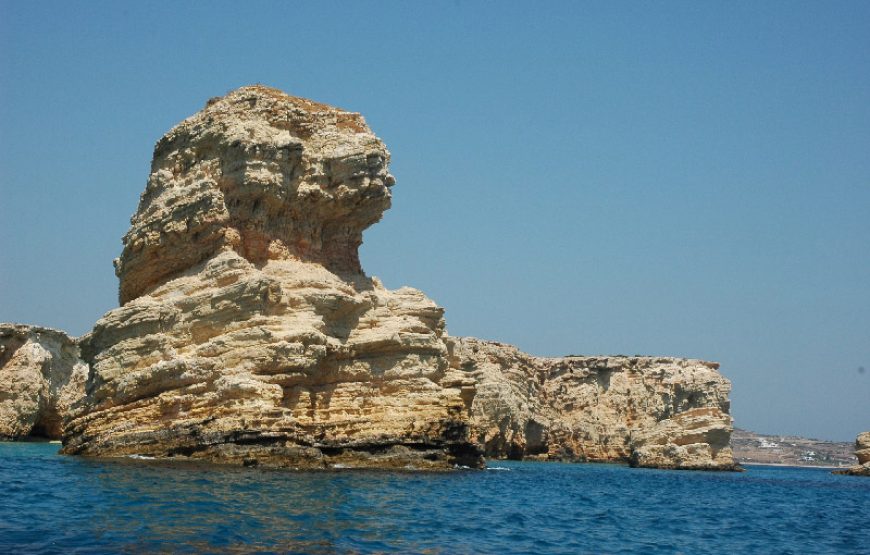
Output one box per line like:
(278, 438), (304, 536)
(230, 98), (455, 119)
(0, 324), (87, 439)
(450, 337), (735, 470)
(62, 86), (482, 469)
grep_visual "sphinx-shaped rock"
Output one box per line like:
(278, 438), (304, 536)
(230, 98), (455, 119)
(450, 337), (736, 470)
(56, 85), (736, 472)
(834, 432), (870, 476)
(62, 86), (482, 469)
(0, 324), (87, 439)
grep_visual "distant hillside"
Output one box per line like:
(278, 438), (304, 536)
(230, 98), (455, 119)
(732, 429), (856, 468)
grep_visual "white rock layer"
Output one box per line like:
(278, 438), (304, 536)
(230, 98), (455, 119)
(0, 324), (87, 439)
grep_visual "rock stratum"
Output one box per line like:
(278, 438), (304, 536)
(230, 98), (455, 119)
(834, 432), (870, 476)
(0, 324), (87, 439)
(3, 85), (736, 471)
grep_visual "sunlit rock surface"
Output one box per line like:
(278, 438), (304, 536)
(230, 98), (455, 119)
(62, 86), (482, 469)
(40, 85), (735, 471)
(451, 337), (736, 470)
(834, 432), (870, 476)
(0, 324), (87, 439)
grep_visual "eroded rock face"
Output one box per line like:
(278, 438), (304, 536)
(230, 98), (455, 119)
(0, 324), (88, 439)
(116, 86), (393, 305)
(857, 432), (870, 465)
(55, 85), (736, 471)
(62, 86), (482, 469)
(447, 339), (551, 459)
(450, 337), (735, 470)
(835, 432), (870, 476)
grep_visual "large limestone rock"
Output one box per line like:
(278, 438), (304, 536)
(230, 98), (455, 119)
(0, 324), (87, 439)
(51, 85), (736, 472)
(450, 337), (736, 470)
(62, 86), (482, 469)
(835, 432), (870, 476)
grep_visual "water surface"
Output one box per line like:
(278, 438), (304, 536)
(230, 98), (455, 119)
(1, 442), (867, 554)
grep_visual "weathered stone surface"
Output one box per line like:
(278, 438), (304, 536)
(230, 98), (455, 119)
(856, 432), (870, 465)
(116, 86), (392, 306)
(834, 432), (870, 476)
(0, 324), (87, 439)
(450, 337), (736, 470)
(62, 86), (482, 469)
(447, 339), (550, 459)
(51, 85), (737, 472)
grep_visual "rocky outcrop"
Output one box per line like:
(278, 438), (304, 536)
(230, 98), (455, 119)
(18, 84), (736, 472)
(0, 324), (87, 439)
(450, 337), (736, 470)
(858, 432), (870, 465)
(62, 86), (482, 469)
(834, 432), (870, 476)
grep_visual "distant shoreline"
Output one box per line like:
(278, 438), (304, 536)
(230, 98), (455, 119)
(741, 462), (844, 470)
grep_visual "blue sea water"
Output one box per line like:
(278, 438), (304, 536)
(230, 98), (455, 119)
(0, 443), (868, 554)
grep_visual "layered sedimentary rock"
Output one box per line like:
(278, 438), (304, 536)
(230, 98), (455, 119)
(451, 337), (735, 470)
(0, 324), (87, 439)
(62, 86), (482, 469)
(834, 432), (870, 476)
(52, 84), (736, 471)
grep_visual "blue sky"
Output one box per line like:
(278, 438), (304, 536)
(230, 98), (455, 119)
(1, 1), (868, 441)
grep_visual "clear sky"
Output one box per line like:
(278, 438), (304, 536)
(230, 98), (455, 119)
(1, 1), (868, 442)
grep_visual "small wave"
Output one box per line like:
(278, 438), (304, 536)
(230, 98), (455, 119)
(486, 466), (512, 471)
(126, 454), (156, 460)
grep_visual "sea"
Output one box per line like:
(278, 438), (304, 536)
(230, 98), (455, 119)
(1, 442), (867, 554)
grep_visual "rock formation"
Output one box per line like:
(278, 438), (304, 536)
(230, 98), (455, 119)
(858, 432), (870, 465)
(451, 337), (736, 470)
(2, 85), (737, 472)
(834, 432), (870, 476)
(0, 324), (87, 439)
(62, 86), (482, 469)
